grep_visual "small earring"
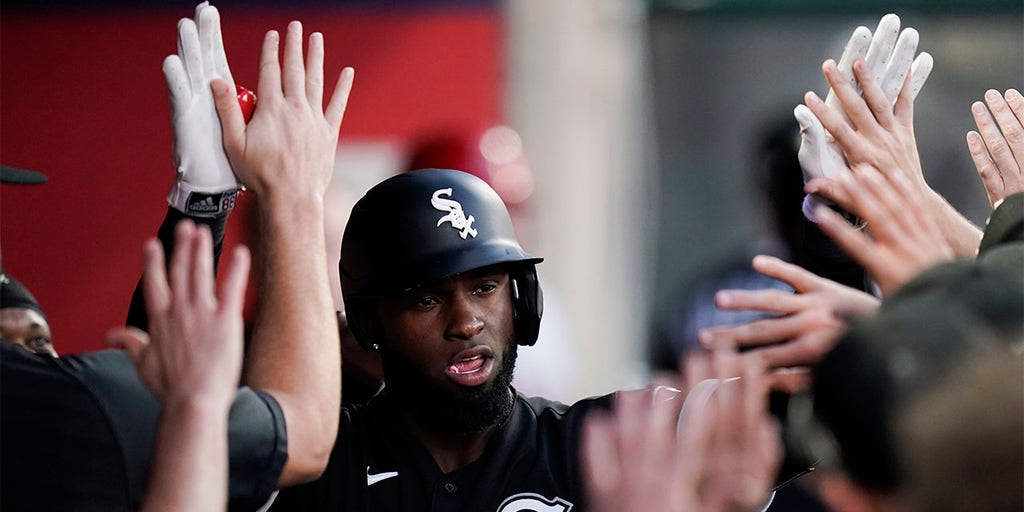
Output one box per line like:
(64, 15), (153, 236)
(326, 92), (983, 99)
(371, 343), (380, 351)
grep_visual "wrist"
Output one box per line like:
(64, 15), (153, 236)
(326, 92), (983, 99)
(161, 389), (235, 418)
(167, 180), (240, 217)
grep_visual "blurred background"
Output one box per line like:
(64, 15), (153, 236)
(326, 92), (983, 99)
(2, 0), (1020, 402)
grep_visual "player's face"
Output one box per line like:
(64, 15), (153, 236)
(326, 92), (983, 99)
(377, 266), (518, 434)
(0, 308), (57, 357)
(380, 266), (516, 389)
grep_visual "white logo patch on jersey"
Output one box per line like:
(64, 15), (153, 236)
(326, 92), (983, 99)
(366, 466), (399, 486)
(431, 188), (478, 239)
(496, 492), (573, 512)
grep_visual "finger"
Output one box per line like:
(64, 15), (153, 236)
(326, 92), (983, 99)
(863, 13), (900, 85)
(105, 326), (151, 365)
(582, 412), (619, 498)
(218, 245), (251, 316)
(966, 130), (1002, 207)
(880, 27), (918, 105)
(764, 367), (812, 394)
(805, 177), (853, 209)
(893, 52), (929, 124)
(746, 319), (842, 369)
(824, 25), (872, 112)
(282, 21), (305, 99)
(826, 59), (884, 134)
(1005, 88), (1024, 126)
(177, 17), (204, 94)
(141, 238), (171, 316)
(325, 67), (356, 133)
(805, 84), (868, 158)
(305, 32), (325, 109)
(162, 55), (192, 113)
(740, 356), (768, 447)
(212, 78), (246, 157)
(906, 52), (933, 102)
(750, 254), (823, 293)
(203, 4), (235, 85)
(170, 220), (197, 306)
(714, 288), (803, 315)
(191, 224), (216, 307)
(985, 89), (1024, 169)
(699, 314), (811, 350)
(975, 92), (1020, 181)
(843, 58), (892, 131)
(257, 30), (282, 99)
(197, 1), (218, 82)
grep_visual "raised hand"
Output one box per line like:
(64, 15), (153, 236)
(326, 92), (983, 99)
(108, 221), (250, 404)
(795, 13), (932, 202)
(967, 88), (1024, 208)
(164, 2), (244, 217)
(207, 19), (351, 485)
(801, 28), (985, 257)
(212, 21), (354, 203)
(582, 343), (779, 512)
(814, 165), (954, 297)
(698, 255), (878, 391)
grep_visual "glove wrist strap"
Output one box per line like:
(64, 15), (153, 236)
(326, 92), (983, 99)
(167, 179), (240, 218)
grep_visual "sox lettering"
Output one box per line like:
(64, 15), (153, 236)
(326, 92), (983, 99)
(432, 188), (478, 239)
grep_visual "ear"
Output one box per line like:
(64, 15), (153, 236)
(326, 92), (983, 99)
(344, 300), (386, 351)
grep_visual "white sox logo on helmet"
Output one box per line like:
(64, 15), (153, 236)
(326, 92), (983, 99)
(432, 187), (478, 239)
(496, 493), (573, 512)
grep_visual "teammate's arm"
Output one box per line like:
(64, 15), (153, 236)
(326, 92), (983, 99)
(110, 223), (250, 512)
(212, 20), (353, 486)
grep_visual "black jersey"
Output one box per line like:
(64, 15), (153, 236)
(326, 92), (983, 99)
(271, 390), (615, 512)
(0, 342), (288, 512)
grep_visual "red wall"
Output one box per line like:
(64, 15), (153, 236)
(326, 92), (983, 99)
(1, 4), (502, 354)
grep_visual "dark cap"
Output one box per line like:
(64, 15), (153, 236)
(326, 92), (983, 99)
(0, 165), (48, 185)
(0, 271), (46, 319)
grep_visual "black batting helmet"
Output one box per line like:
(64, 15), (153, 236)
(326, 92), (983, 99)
(340, 168), (544, 348)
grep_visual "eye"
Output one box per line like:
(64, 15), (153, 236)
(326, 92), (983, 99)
(414, 295), (440, 308)
(27, 336), (52, 352)
(473, 282), (499, 295)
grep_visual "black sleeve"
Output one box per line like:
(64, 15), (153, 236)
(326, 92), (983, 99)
(227, 388), (290, 512)
(126, 206), (230, 330)
(979, 192), (1024, 255)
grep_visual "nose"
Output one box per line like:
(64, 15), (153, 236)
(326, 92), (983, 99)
(445, 294), (485, 340)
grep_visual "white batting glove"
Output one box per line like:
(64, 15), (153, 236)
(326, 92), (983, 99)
(164, 2), (242, 217)
(795, 13), (933, 218)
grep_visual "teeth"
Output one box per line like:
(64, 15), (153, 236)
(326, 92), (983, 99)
(448, 355), (484, 375)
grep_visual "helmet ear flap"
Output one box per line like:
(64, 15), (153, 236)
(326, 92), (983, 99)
(511, 266), (543, 346)
(345, 299), (384, 351)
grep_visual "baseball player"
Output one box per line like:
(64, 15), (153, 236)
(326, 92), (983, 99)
(268, 168), (791, 512)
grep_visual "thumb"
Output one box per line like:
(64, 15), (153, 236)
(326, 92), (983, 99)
(212, 77), (246, 158)
(105, 326), (151, 365)
(793, 104), (826, 141)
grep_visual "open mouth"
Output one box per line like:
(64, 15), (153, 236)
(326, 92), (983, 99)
(446, 348), (495, 387)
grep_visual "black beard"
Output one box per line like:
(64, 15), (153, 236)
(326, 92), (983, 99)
(382, 341), (518, 437)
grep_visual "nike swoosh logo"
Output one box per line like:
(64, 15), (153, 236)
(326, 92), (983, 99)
(366, 466), (399, 486)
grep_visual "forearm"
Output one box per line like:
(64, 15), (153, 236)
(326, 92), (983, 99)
(141, 396), (231, 512)
(243, 194), (340, 486)
(925, 189), (983, 258)
(127, 207), (230, 330)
